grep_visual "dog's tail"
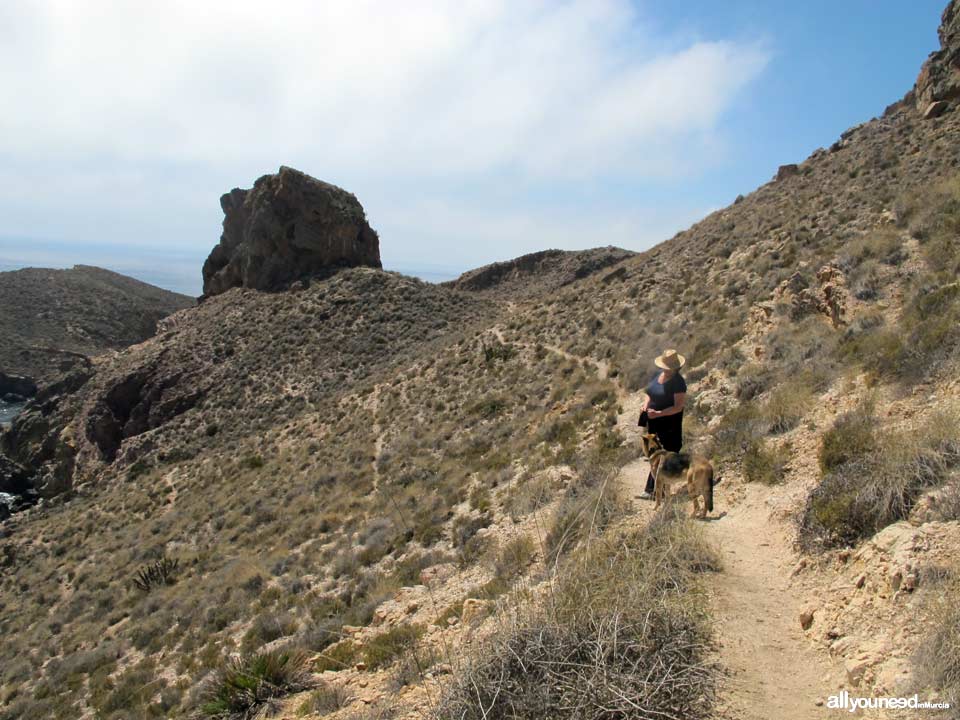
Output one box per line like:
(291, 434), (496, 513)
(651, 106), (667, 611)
(707, 469), (715, 513)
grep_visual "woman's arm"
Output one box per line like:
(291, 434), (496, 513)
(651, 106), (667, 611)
(647, 392), (685, 418)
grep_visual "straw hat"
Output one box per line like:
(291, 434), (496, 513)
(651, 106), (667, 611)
(654, 348), (685, 370)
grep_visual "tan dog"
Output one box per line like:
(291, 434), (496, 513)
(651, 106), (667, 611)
(640, 433), (719, 519)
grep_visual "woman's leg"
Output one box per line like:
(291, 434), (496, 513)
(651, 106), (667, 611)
(645, 415), (683, 494)
(658, 414), (684, 452)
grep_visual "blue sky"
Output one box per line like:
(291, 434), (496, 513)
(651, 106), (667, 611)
(0, 1), (947, 295)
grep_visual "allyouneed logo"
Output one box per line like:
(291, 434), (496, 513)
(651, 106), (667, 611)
(826, 690), (950, 712)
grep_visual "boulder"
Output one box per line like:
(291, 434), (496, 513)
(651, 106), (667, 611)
(201, 166), (381, 297)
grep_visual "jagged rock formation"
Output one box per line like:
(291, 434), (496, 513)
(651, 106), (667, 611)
(201, 167), (382, 297)
(444, 247), (635, 298)
(915, 0), (960, 112)
(0, 265), (193, 387)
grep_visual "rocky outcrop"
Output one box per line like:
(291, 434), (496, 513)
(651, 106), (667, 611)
(915, 0), (960, 111)
(0, 372), (36, 402)
(774, 264), (848, 327)
(201, 167), (381, 297)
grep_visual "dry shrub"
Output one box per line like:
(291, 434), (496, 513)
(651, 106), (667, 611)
(296, 680), (349, 717)
(800, 411), (960, 551)
(434, 510), (719, 720)
(761, 380), (811, 434)
(543, 464), (624, 565)
(913, 570), (960, 715)
(818, 401), (878, 472)
(743, 439), (787, 485)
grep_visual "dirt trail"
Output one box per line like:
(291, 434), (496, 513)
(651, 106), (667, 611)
(618, 455), (842, 719)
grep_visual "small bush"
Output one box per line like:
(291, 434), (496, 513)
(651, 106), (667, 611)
(296, 681), (349, 717)
(761, 381), (810, 434)
(712, 401), (766, 460)
(818, 403), (877, 473)
(312, 641), (361, 673)
(198, 648), (314, 718)
(492, 535), (535, 582)
(742, 439), (787, 485)
(451, 512), (492, 548)
(800, 414), (960, 551)
(544, 466), (623, 564)
(132, 557), (179, 592)
(361, 624), (425, 670)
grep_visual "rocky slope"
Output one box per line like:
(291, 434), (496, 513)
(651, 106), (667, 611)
(443, 246), (635, 298)
(1, 4), (960, 720)
(0, 265), (194, 388)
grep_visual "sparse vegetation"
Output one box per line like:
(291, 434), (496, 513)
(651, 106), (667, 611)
(435, 510), (719, 720)
(743, 439), (787, 485)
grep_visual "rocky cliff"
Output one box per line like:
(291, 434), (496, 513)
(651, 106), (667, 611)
(915, 0), (960, 115)
(201, 166), (382, 297)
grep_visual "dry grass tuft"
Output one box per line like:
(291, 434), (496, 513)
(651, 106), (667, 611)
(434, 509), (719, 720)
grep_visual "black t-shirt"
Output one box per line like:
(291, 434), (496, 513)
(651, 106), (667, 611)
(646, 371), (687, 410)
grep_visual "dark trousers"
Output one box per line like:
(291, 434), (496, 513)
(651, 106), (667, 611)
(644, 412), (683, 493)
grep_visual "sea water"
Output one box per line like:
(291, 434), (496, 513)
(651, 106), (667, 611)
(0, 398), (25, 427)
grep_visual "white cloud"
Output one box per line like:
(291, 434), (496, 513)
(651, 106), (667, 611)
(0, 0), (768, 262)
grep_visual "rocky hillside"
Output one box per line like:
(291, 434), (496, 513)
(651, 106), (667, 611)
(0, 265), (194, 388)
(1, 4), (960, 720)
(443, 246), (635, 298)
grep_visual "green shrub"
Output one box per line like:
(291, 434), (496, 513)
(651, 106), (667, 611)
(312, 641), (361, 673)
(742, 439), (787, 485)
(198, 648), (314, 718)
(361, 624), (425, 670)
(818, 404), (878, 473)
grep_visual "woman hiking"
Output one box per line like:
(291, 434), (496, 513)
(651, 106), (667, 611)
(638, 349), (687, 500)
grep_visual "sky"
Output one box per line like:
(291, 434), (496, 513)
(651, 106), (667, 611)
(0, 0), (948, 295)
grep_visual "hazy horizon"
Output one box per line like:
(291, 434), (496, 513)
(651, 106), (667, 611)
(0, 238), (466, 295)
(1, 1), (946, 297)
